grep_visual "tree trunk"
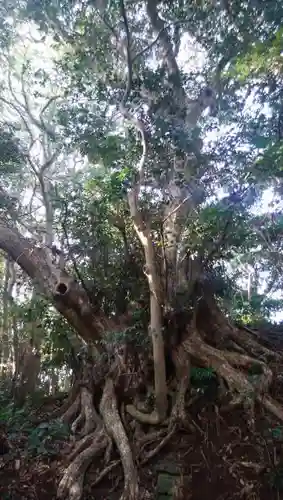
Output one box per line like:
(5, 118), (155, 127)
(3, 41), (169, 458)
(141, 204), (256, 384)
(1, 219), (283, 499)
(0, 221), (116, 347)
(1, 258), (14, 375)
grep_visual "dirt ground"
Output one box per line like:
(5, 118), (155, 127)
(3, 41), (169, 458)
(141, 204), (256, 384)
(1, 382), (283, 500)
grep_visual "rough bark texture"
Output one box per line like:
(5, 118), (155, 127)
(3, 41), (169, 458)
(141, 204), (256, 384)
(100, 378), (139, 500)
(57, 428), (108, 500)
(2, 218), (283, 500)
(0, 222), (117, 346)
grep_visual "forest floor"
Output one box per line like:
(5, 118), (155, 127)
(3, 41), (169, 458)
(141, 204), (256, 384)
(1, 377), (283, 500)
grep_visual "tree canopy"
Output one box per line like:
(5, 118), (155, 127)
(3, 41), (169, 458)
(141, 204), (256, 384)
(1, 1), (283, 499)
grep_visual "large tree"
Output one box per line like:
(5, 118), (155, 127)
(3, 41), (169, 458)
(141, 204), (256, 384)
(1, 1), (283, 498)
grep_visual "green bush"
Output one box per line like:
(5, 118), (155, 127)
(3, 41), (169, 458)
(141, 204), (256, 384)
(0, 403), (32, 432)
(0, 400), (69, 458)
(27, 419), (69, 456)
(190, 367), (216, 384)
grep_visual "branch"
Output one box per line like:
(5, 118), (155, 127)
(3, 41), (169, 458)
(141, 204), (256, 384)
(146, 0), (184, 92)
(119, 0), (132, 107)
(162, 194), (191, 224)
(41, 147), (61, 174)
(132, 26), (166, 63)
(4, 58), (59, 151)
(0, 219), (106, 346)
(40, 95), (61, 122)
(0, 95), (35, 144)
(60, 198), (93, 302)
(119, 0), (147, 189)
(20, 64), (57, 140)
(203, 214), (232, 264)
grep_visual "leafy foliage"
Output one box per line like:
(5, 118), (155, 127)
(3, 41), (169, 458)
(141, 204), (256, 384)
(0, 400), (69, 457)
(0, 0), (283, 397)
(27, 419), (69, 456)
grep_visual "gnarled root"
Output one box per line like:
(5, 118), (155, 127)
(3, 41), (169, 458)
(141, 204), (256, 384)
(206, 295), (280, 362)
(259, 394), (283, 421)
(229, 328), (281, 362)
(125, 385), (167, 425)
(67, 387), (100, 436)
(183, 330), (256, 426)
(58, 382), (106, 499)
(183, 330), (254, 395)
(57, 427), (108, 500)
(100, 378), (139, 500)
(170, 345), (191, 426)
(80, 387), (99, 435)
(182, 329), (283, 424)
(71, 411), (84, 434)
(125, 404), (163, 424)
(222, 351), (273, 393)
(61, 393), (80, 426)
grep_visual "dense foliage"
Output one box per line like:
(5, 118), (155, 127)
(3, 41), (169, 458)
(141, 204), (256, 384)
(1, 1), (283, 499)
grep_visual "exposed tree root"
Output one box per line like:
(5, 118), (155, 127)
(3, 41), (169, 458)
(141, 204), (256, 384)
(222, 351), (273, 393)
(100, 378), (139, 500)
(91, 423), (177, 493)
(71, 411), (84, 434)
(229, 328), (281, 362)
(68, 433), (96, 463)
(140, 424), (176, 465)
(171, 345), (191, 425)
(50, 384), (79, 420)
(259, 394), (283, 421)
(137, 428), (167, 448)
(65, 386), (100, 436)
(61, 393), (80, 426)
(57, 427), (108, 500)
(204, 295), (281, 361)
(225, 339), (247, 354)
(91, 459), (121, 488)
(58, 381), (106, 499)
(182, 328), (283, 424)
(80, 387), (99, 436)
(183, 330), (254, 395)
(125, 404), (163, 424)
(56, 298), (283, 500)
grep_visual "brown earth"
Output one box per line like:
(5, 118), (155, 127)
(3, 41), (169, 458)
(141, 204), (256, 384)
(1, 381), (283, 500)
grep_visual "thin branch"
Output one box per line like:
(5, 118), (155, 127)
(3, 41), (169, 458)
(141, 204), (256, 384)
(5, 59), (59, 150)
(162, 194), (191, 224)
(20, 64), (57, 140)
(119, 0), (133, 106)
(60, 198), (93, 303)
(119, 0), (147, 188)
(28, 182), (38, 217)
(40, 95), (61, 121)
(100, 3), (148, 189)
(41, 147), (61, 174)
(98, 12), (119, 41)
(203, 215), (232, 264)
(132, 26), (165, 63)
(146, 1), (183, 86)
(7, 61), (31, 117)
(25, 154), (53, 220)
(133, 17), (194, 64)
(0, 95), (35, 144)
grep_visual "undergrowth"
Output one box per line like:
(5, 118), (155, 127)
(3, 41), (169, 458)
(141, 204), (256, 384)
(0, 397), (69, 458)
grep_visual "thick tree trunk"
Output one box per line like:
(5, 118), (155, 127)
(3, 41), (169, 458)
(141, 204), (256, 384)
(2, 219), (283, 499)
(16, 343), (41, 405)
(45, 297), (283, 498)
(0, 221), (117, 346)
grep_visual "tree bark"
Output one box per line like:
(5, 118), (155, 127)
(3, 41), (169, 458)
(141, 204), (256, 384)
(0, 221), (113, 346)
